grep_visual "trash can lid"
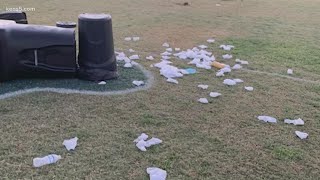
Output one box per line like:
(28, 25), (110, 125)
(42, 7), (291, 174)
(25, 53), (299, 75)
(78, 13), (112, 21)
(56, 21), (77, 28)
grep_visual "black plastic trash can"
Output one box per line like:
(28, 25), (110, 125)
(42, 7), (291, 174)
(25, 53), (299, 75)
(0, 23), (77, 82)
(77, 13), (118, 81)
(0, 11), (28, 24)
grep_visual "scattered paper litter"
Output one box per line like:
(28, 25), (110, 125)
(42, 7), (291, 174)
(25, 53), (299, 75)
(198, 98), (209, 104)
(129, 49), (135, 53)
(146, 56), (154, 60)
(63, 137), (78, 151)
(233, 79), (244, 83)
(167, 78), (178, 84)
(235, 59), (249, 65)
(295, 131), (308, 139)
(166, 48), (173, 52)
(132, 80), (144, 86)
(145, 138), (163, 148)
(287, 69), (293, 75)
(258, 116), (277, 123)
(124, 37), (132, 41)
(98, 81), (106, 85)
(284, 118), (304, 126)
(124, 62), (133, 68)
(220, 45), (234, 51)
(244, 86), (254, 91)
(207, 38), (215, 43)
(134, 133), (149, 143)
(129, 55), (139, 60)
(198, 84), (209, 90)
(232, 64), (242, 70)
(222, 54), (233, 60)
(198, 45), (208, 49)
(223, 79), (237, 86)
(133, 37), (140, 41)
(147, 167), (167, 180)
(209, 92), (221, 98)
(162, 43), (170, 47)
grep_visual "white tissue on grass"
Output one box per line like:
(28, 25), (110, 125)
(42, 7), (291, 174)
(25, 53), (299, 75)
(146, 56), (154, 60)
(162, 43), (169, 47)
(295, 131), (308, 139)
(233, 79), (244, 83)
(223, 79), (237, 86)
(166, 48), (173, 52)
(287, 69), (293, 75)
(129, 55), (139, 60)
(147, 167), (167, 180)
(124, 62), (133, 68)
(244, 86), (254, 91)
(198, 84), (209, 90)
(175, 48), (181, 51)
(134, 133), (149, 143)
(198, 45), (208, 49)
(207, 38), (215, 43)
(220, 45), (234, 51)
(145, 138), (163, 148)
(209, 92), (221, 98)
(98, 81), (106, 85)
(235, 59), (249, 65)
(198, 98), (209, 104)
(136, 140), (147, 151)
(129, 49), (135, 53)
(232, 64), (242, 70)
(284, 118), (304, 126)
(124, 37), (132, 41)
(222, 54), (233, 60)
(167, 78), (179, 84)
(63, 137), (78, 151)
(133, 37), (140, 41)
(132, 80), (144, 86)
(258, 116), (277, 123)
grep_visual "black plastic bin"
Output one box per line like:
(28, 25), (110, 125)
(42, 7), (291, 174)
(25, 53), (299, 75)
(0, 23), (77, 82)
(0, 11), (28, 24)
(77, 13), (118, 81)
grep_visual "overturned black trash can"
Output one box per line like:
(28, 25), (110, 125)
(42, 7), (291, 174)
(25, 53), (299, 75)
(0, 11), (28, 24)
(77, 13), (118, 81)
(0, 23), (77, 82)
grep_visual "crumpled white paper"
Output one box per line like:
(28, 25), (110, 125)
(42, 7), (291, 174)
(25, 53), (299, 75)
(233, 79), (244, 83)
(146, 138), (163, 148)
(132, 80), (144, 86)
(146, 56), (154, 60)
(257, 116), (277, 123)
(244, 86), (254, 91)
(220, 45), (234, 51)
(134, 133), (149, 143)
(235, 59), (249, 65)
(223, 79), (237, 86)
(295, 131), (308, 139)
(161, 52), (171, 56)
(63, 137), (78, 151)
(198, 45), (208, 49)
(147, 167), (167, 180)
(198, 98), (209, 104)
(232, 64), (242, 70)
(287, 69), (293, 75)
(129, 55), (139, 60)
(222, 54), (233, 60)
(284, 118), (304, 126)
(198, 84), (209, 89)
(209, 92), (221, 98)
(167, 78), (179, 84)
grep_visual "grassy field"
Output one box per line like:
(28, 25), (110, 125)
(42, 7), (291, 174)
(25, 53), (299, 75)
(1, 0), (320, 179)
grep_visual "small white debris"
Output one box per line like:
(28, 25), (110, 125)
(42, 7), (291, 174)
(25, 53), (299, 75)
(216, 71), (225, 77)
(134, 133), (149, 143)
(129, 55), (139, 60)
(258, 116), (277, 123)
(124, 37), (132, 41)
(209, 92), (221, 98)
(220, 45), (234, 51)
(198, 45), (208, 49)
(146, 56), (154, 60)
(63, 137), (78, 151)
(166, 78), (179, 84)
(216, 3), (221, 6)
(98, 81), (106, 85)
(198, 98), (209, 104)
(284, 118), (304, 126)
(162, 43), (170, 47)
(162, 56), (171, 60)
(161, 52), (172, 56)
(175, 48), (181, 51)
(295, 131), (308, 139)
(133, 37), (140, 41)
(131, 61), (138, 66)
(136, 140), (147, 151)
(235, 59), (249, 65)
(287, 69), (293, 75)
(223, 79), (237, 86)
(198, 84), (209, 90)
(147, 167), (167, 180)
(132, 80), (144, 86)
(244, 86), (254, 91)
(145, 138), (163, 148)
(166, 48), (173, 52)
(33, 154), (62, 168)
(124, 62), (133, 68)
(233, 79), (244, 83)
(222, 54), (233, 60)
(207, 38), (215, 43)
(232, 64), (242, 70)
(129, 49), (135, 53)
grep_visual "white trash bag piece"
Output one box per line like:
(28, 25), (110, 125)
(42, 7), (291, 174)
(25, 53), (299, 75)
(134, 133), (149, 143)
(210, 92), (221, 98)
(295, 131), (308, 139)
(284, 118), (304, 126)
(63, 137), (78, 151)
(136, 140), (147, 152)
(258, 116), (277, 123)
(287, 69), (293, 75)
(147, 167), (167, 180)
(207, 38), (215, 43)
(146, 138), (163, 148)
(223, 79), (237, 86)
(33, 154), (62, 168)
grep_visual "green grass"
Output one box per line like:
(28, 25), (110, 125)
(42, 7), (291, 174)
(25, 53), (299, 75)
(0, 0), (320, 179)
